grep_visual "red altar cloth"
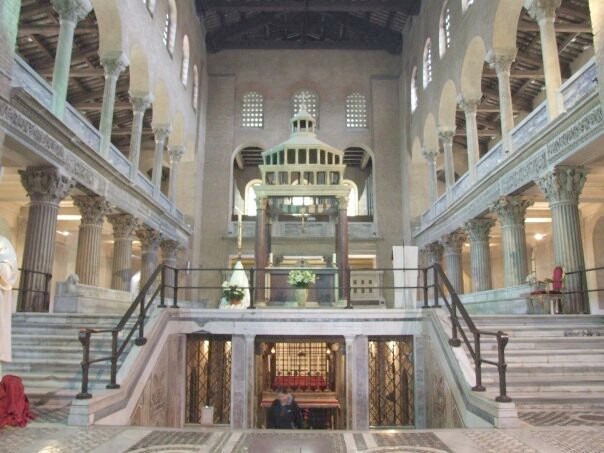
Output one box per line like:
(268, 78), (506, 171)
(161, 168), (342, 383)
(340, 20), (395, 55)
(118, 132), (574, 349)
(272, 375), (328, 390)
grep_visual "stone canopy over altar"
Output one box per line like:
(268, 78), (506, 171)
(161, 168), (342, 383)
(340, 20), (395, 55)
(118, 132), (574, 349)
(252, 103), (352, 306)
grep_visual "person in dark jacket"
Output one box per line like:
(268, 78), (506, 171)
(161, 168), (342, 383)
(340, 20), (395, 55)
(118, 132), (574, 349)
(267, 388), (303, 429)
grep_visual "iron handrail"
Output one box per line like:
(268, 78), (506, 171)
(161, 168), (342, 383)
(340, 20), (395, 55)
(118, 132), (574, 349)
(429, 263), (511, 403)
(76, 264), (166, 399)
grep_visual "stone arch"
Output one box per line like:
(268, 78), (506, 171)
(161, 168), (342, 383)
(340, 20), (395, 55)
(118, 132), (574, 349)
(229, 144), (266, 218)
(343, 144), (376, 218)
(438, 80), (458, 129)
(460, 35), (487, 100)
(152, 79), (171, 126)
(492, 0), (523, 50)
(90, 0), (124, 55)
(423, 114), (439, 151)
(170, 111), (186, 147)
(128, 44), (150, 94)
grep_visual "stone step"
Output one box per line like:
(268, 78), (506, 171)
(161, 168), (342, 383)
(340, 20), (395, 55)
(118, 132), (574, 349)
(465, 315), (604, 326)
(4, 357), (123, 373)
(12, 344), (113, 358)
(478, 350), (604, 362)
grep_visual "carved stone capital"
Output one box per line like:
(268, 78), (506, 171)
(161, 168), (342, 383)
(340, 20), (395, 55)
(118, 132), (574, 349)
(337, 196), (349, 211)
(437, 127), (456, 145)
(130, 93), (154, 114)
(421, 147), (440, 162)
(441, 232), (466, 255)
(160, 239), (181, 260)
(19, 167), (75, 204)
(537, 166), (587, 205)
(423, 242), (444, 265)
(490, 196), (533, 227)
(73, 196), (111, 226)
(51, 0), (92, 23)
(486, 48), (517, 74)
(256, 196), (268, 210)
(136, 228), (161, 251)
(107, 214), (139, 239)
(168, 145), (185, 164)
(523, 0), (561, 23)
(100, 52), (129, 79)
(457, 96), (482, 114)
(152, 124), (172, 144)
(464, 218), (495, 243)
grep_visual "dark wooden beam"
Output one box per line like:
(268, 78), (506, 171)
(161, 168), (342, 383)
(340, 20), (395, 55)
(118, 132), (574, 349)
(329, 12), (402, 53)
(482, 69), (545, 79)
(206, 12), (274, 52)
(517, 21), (593, 33)
(19, 25), (98, 36)
(201, 0), (421, 14)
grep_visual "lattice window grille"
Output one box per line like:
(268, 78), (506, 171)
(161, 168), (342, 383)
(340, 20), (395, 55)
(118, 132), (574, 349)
(275, 341), (328, 379)
(242, 92), (264, 128)
(346, 93), (368, 129)
(444, 8), (452, 50)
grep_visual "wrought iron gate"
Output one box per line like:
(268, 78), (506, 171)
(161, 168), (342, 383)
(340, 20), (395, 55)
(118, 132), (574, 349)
(368, 337), (414, 427)
(185, 335), (232, 424)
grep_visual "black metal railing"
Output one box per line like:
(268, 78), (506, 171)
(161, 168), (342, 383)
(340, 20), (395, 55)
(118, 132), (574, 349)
(565, 266), (604, 314)
(16, 268), (52, 312)
(425, 263), (511, 403)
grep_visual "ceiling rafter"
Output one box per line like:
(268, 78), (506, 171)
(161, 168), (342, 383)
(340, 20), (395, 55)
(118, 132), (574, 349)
(200, 0), (420, 13)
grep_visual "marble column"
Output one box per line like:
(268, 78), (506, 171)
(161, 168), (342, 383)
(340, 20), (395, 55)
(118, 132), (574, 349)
(230, 335), (247, 429)
(441, 232), (466, 294)
(463, 218), (495, 292)
(487, 48), (517, 155)
(344, 335), (354, 430)
(490, 196), (533, 287)
(457, 97), (481, 183)
(437, 128), (456, 190)
(167, 145), (185, 205)
(524, 0), (563, 120)
(352, 335), (369, 430)
(152, 124), (171, 196)
(73, 196), (111, 287)
(107, 214), (138, 291)
(254, 197), (268, 305)
(536, 166), (588, 313)
(128, 93), (153, 180)
(421, 148), (439, 203)
(18, 167), (74, 312)
(423, 242), (443, 303)
(50, 0), (92, 118)
(136, 228), (161, 290)
(337, 196), (350, 301)
(99, 52), (129, 158)
(160, 238), (180, 300)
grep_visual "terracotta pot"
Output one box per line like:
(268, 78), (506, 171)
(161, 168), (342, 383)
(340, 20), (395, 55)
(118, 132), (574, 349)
(230, 297), (242, 305)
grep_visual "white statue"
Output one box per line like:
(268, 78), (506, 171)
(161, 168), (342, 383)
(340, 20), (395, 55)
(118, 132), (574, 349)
(0, 235), (17, 365)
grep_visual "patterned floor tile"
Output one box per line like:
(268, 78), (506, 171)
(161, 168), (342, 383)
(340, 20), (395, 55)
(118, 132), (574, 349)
(126, 431), (212, 451)
(465, 431), (540, 453)
(232, 432), (347, 453)
(520, 410), (604, 427)
(373, 432), (453, 452)
(529, 428), (604, 453)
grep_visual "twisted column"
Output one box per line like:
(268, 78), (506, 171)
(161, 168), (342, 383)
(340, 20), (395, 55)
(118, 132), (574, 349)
(438, 128), (456, 191)
(18, 167), (74, 311)
(441, 232), (466, 294)
(464, 218), (495, 292)
(458, 97), (481, 183)
(128, 93), (153, 180)
(73, 196), (111, 287)
(490, 196), (533, 287)
(107, 214), (138, 291)
(524, 0), (563, 120)
(160, 239), (180, 300)
(136, 228), (161, 290)
(50, 0), (92, 117)
(99, 52), (129, 158)
(487, 48), (517, 155)
(421, 148), (440, 203)
(537, 166), (588, 313)
(152, 124), (171, 196)
(167, 145), (185, 205)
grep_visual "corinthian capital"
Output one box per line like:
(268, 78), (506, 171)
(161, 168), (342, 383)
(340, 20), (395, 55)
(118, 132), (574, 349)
(490, 196), (533, 227)
(107, 214), (139, 239)
(441, 232), (466, 255)
(136, 228), (161, 251)
(457, 96), (482, 114)
(423, 242), (444, 265)
(160, 239), (181, 260)
(437, 127), (456, 145)
(51, 0), (92, 23)
(19, 167), (74, 204)
(100, 51), (129, 79)
(168, 146), (185, 164)
(537, 166), (587, 205)
(464, 218), (495, 243)
(152, 124), (172, 144)
(523, 0), (561, 22)
(73, 196), (111, 226)
(486, 48), (517, 74)
(421, 147), (440, 162)
(130, 92), (154, 113)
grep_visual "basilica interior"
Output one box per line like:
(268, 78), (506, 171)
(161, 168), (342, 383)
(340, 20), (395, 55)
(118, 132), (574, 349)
(0, 0), (604, 451)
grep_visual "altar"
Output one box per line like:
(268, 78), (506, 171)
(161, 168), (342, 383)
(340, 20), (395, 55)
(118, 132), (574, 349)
(266, 267), (338, 306)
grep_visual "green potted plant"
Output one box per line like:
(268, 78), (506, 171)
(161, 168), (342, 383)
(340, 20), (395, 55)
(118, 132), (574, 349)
(287, 270), (316, 307)
(222, 281), (245, 305)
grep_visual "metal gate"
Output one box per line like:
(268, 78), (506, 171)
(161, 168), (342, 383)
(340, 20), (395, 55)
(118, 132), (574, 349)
(368, 337), (414, 427)
(185, 335), (232, 424)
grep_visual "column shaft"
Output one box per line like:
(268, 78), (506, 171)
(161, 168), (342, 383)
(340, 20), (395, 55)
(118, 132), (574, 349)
(254, 198), (267, 304)
(136, 229), (161, 290)
(458, 98), (481, 183)
(129, 94), (153, 180)
(99, 53), (128, 158)
(337, 199), (350, 301)
(108, 214), (138, 291)
(488, 49), (517, 154)
(441, 233), (465, 294)
(422, 148), (439, 203)
(168, 146), (185, 205)
(464, 218), (495, 292)
(438, 128), (456, 190)
(152, 125), (171, 195)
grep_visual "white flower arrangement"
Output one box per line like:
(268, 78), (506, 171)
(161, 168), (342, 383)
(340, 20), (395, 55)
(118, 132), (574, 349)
(287, 270), (316, 288)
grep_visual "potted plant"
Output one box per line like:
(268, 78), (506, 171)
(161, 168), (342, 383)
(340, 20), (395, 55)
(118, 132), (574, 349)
(287, 270), (316, 307)
(222, 281), (245, 305)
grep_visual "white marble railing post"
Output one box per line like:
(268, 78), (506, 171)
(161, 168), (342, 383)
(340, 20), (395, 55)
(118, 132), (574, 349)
(73, 196), (111, 287)
(524, 0), (563, 120)
(136, 228), (161, 290)
(490, 196), (533, 287)
(50, 0), (92, 118)
(441, 232), (466, 294)
(160, 238), (180, 299)
(537, 166), (588, 313)
(457, 97), (481, 183)
(464, 218), (495, 292)
(128, 93), (153, 180)
(437, 128), (456, 191)
(152, 124), (171, 196)
(487, 48), (517, 155)
(421, 148), (440, 203)
(99, 52), (129, 158)
(18, 167), (74, 311)
(167, 145), (185, 205)
(107, 214), (138, 291)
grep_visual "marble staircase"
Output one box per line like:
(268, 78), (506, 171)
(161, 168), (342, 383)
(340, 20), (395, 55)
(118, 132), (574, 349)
(3, 313), (137, 408)
(453, 314), (604, 410)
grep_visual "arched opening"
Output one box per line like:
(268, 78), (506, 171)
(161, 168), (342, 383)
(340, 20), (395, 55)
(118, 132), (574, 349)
(163, 0), (177, 55)
(439, 1), (451, 58)
(423, 39), (432, 88)
(343, 147), (374, 218)
(232, 146), (264, 217)
(410, 66), (419, 113)
(181, 35), (190, 86)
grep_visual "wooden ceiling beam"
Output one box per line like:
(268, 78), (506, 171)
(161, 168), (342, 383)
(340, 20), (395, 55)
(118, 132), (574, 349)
(517, 21), (592, 33)
(201, 0), (420, 14)
(482, 69), (545, 79)
(19, 25), (98, 36)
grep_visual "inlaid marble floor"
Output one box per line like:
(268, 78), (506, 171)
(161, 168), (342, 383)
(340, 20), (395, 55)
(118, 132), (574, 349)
(1, 425), (604, 453)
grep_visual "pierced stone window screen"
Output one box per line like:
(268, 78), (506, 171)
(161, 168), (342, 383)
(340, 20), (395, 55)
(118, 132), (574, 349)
(242, 92), (264, 128)
(163, 0), (177, 54)
(423, 39), (432, 88)
(292, 90), (319, 125)
(192, 65), (199, 110)
(410, 66), (418, 113)
(181, 35), (190, 85)
(439, 3), (451, 57)
(346, 93), (368, 129)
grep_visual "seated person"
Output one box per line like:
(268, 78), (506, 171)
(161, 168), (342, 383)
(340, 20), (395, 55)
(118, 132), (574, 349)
(267, 387), (303, 429)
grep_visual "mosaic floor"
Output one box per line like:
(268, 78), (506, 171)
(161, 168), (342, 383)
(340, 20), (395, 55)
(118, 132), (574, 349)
(1, 425), (604, 453)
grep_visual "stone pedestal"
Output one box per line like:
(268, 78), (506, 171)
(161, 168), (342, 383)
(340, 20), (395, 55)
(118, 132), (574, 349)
(99, 52), (128, 158)
(18, 167), (74, 312)
(128, 93), (153, 180)
(441, 232), (466, 294)
(108, 214), (138, 291)
(458, 97), (481, 183)
(491, 196), (533, 287)
(537, 166), (588, 313)
(73, 196), (111, 287)
(421, 148), (440, 203)
(464, 218), (495, 292)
